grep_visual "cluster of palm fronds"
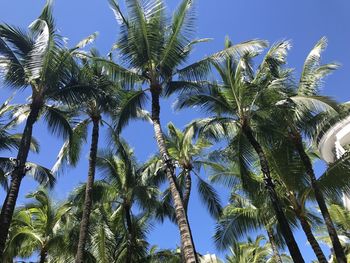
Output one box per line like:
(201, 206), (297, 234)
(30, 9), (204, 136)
(0, 0), (350, 262)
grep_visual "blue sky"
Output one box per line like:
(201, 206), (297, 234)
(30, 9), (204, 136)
(1, 0), (350, 261)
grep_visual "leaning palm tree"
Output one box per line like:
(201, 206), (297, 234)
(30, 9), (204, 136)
(0, 1), (97, 254)
(275, 37), (347, 262)
(99, 1), (267, 261)
(317, 201), (350, 262)
(0, 97), (40, 190)
(175, 38), (305, 261)
(265, 140), (328, 262)
(4, 189), (71, 263)
(52, 50), (120, 263)
(0, 97), (39, 154)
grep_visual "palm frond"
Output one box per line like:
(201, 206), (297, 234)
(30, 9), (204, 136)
(177, 39), (268, 81)
(114, 89), (149, 134)
(195, 173), (222, 218)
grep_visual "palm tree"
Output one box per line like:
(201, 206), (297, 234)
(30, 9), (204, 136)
(164, 122), (222, 217)
(275, 37), (347, 262)
(101, 0), (267, 261)
(0, 97), (38, 154)
(0, 1), (96, 254)
(265, 140), (328, 262)
(96, 139), (163, 263)
(4, 189), (71, 263)
(144, 246), (182, 263)
(52, 50), (120, 263)
(225, 235), (292, 263)
(0, 97), (40, 190)
(63, 139), (164, 263)
(215, 192), (285, 263)
(317, 201), (350, 262)
(175, 38), (305, 261)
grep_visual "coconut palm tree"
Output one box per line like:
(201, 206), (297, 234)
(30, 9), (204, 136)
(273, 37), (347, 262)
(317, 200), (350, 262)
(68, 184), (153, 263)
(101, 1), (267, 261)
(4, 189), (71, 263)
(264, 140), (328, 262)
(63, 139), (165, 263)
(208, 147), (294, 263)
(51, 49), (121, 263)
(225, 235), (292, 263)
(0, 97), (40, 190)
(95, 142), (159, 263)
(0, 1), (97, 254)
(163, 122), (222, 217)
(216, 194), (285, 263)
(174, 38), (305, 261)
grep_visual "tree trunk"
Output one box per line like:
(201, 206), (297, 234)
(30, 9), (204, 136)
(0, 101), (42, 257)
(124, 204), (133, 263)
(75, 118), (100, 263)
(151, 84), (198, 263)
(39, 247), (47, 263)
(266, 228), (283, 263)
(242, 124), (305, 263)
(293, 206), (327, 262)
(181, 169), (197, 262)
(292, 131), (347, 263)
(183, 169), (191, 212)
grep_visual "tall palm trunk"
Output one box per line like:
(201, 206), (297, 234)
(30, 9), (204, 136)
(151, 84), (198, 263)
(289, 192), (327, 262)
(242, 124), (305, 263)
(75, 117), (100, 263)
(291, 131), (346, 263)
(0, 100), (42, 256)
(266, 227), (283, 263)
(181, 169), (197, 263)
(124, 204), (134, 263)
(183, 169), (191, 212)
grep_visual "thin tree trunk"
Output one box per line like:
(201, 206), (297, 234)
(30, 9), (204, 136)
(183, 169), (191, 212)
(266, 228), (283, 263)
(289, 192), (327, 262)
(39, 247), (47, 263)
(151, 84), (198, 263)
(242, 124), (305, 263)
(124, 204), (133, 263)
(75, 117), (100, 263)
(292, 131), (346, 263)
(294, 206), (327, 262)
(181, 169), (196, 263)
(0, 101), (42, 256)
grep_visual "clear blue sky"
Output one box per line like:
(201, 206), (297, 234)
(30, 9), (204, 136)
(1, 0), (350, 262)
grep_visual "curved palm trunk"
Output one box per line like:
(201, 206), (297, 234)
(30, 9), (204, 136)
(292, 131), (346, 263)
(151, 85), (198, 263)
(266, 228), (283, 263)
(0, 101), (42, 256)
(242, 124), (305, 263)
(75, 118), (100, 263)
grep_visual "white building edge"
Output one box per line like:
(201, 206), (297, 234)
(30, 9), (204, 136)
(318, 115), (350, 209)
